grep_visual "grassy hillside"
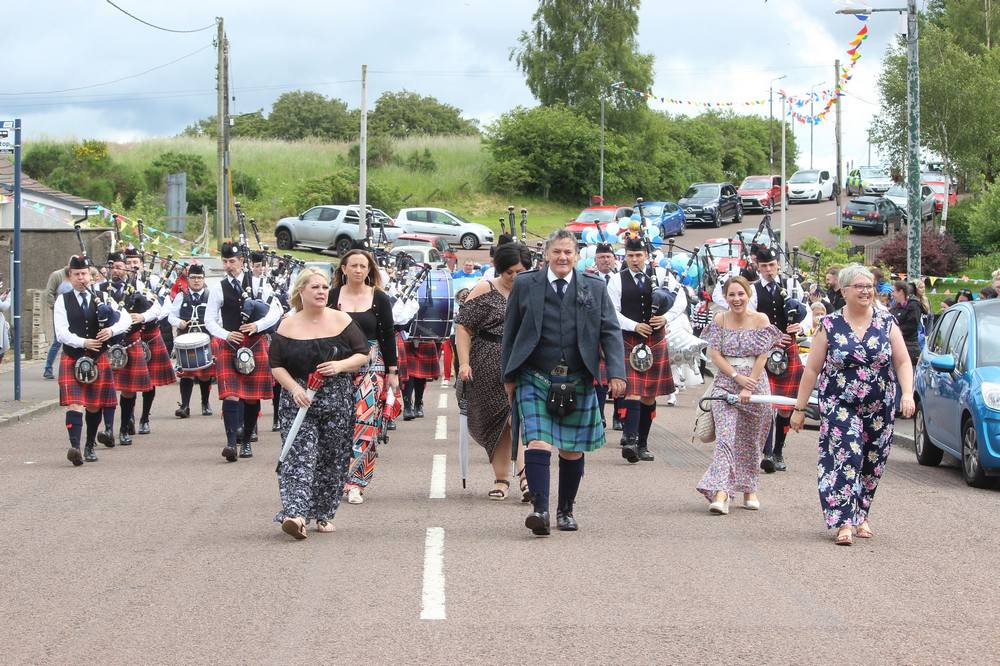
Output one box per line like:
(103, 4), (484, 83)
(107, 135), (581, 237)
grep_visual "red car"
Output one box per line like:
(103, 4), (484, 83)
(704, 237), (747, 274)
(920, 174), (958, 213)
(565, 205), (633, 244)
(393, 233), (458, 270)
(737, 175), (785, 212)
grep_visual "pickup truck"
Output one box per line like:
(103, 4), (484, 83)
(274, 205), (405, 255)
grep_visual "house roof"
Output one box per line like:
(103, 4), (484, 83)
(0, 158), (101, 210)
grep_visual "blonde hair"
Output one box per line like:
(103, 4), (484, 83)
(290, 267), (330, 310)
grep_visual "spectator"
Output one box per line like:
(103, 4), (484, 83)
(956, 289), (974, 303)
(913, 279), (931, 314)
(992, 268), (1000, 291)
(824, 265), (845, 311)
(43, 264), (72, 379)
(452, 260), (481, 280)
(0, 279), (10, 366)
(891, 281), (923, 366)
(979, 286), (998, 300)
(876, 283), (893, 310)
(940, 298), (955, 311)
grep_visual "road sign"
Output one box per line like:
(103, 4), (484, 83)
(0, 121), (14, 152)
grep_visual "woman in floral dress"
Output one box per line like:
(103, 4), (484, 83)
(696, 276), (782, 515)
(791, 264), (914, 546)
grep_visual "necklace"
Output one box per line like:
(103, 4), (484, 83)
(844, 309), (872, 337)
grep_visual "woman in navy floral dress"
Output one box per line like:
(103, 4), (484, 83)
(791, 265), (914, 546)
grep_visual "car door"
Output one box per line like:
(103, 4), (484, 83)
(318, 206), (344, 245)
(405, 209), (431, 235)
(819, 170), (832, 198)
(724, 185), (739, 220)
(935, 310), (970, 448)
(922, 309), (958, 443)
(662, 202), (681, 235)
(296, 206), (326, 245)
(430, 211), (462, 243)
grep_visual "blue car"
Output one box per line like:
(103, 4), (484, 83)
(633, 201), (685, 238)
(914, 299), (1000, 487)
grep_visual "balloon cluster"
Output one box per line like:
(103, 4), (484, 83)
(582, 215), (665, 247)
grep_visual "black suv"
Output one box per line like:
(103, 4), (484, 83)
(841, 196), (903, 235)
(679, 182), (742, 228)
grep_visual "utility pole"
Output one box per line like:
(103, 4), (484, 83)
(358, 64), (368, 242)
(905, 0), (921, 281)
(780, 93), (787, 263)
(214, 17), (227, 251)
(769, 75), (786, 174)
(834, 58), (843, 227)
(599, 95), (605, 202)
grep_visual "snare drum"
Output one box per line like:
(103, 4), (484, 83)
(174, 332), (214, 371)
(409, 269), (454, 340)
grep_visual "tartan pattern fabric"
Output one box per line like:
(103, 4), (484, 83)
(767, 341), (803, 416)
(58, 352), (118, 408)
(348, 341), (387, 488)
(141, 327), (176, 386)
(176, 334), (216, 382)
(395, 332), (409, 382)
(515, 369), (606, 452)
(113, 331), (154, 394)
(404, 339), (440, 380)
(622, 330), (676, 397)
(214, 334), (274, 401)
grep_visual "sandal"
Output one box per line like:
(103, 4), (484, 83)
(281, 516), (307, 540)
(488, 479), (510, 501)
(834, 527), (853, 546)
(517, 468), (533, 504)
(855, 523), (874, 539)
(316, 520), (336, 533)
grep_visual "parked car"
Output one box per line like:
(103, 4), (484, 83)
(565, 205), (633, 244)
(840, 196), (903, 235)
(679, 183), (742, 228)
(703, 237), (746, 274)
(634, 201), (685, 237)
(913, 299), (1000, 487)
(274, 205), (405, 254)
(392, 233), (458, 270)
(734, 227), (775, 252)
(396, 208), (494, 250)
(787, 169), (836, 203)
(920, 172), (959, 213)
(738, 175), (785, 211)
(389, 245), (448, 269)
(845, 165), (893, 196)
(884, 183), (935, 223)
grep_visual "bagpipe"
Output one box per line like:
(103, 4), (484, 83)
(500, 205), (545, 269)
(232, 201), (275, 325)
(71, 223), (129, 381)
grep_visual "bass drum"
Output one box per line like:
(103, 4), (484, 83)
(409, 268), (454, 340)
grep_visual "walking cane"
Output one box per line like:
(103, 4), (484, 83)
(276, 371), (326, 473)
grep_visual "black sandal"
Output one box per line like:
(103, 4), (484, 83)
(488, 479), (510, 501)
(517, 468), (533, 504)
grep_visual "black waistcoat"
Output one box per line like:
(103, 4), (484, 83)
(755, 280), (788, 330)
(62, 291), (98, 359)
(620, 271), (651, 323)
(179, 290), (207, 326)
(220, 275), (248, 332)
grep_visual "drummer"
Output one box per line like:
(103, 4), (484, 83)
(168, 263), (215, 418)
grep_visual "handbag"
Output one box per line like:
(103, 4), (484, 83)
(693, 381), (716, 444)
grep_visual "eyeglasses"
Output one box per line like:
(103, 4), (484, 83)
(849, 284), (874, 292)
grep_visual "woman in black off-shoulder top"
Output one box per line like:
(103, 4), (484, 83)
(269, 267), (369, 540)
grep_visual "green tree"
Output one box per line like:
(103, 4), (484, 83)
(42, 140), (142, 207)
(512, 0), (654, 130)
(22, 142), (72, 181)
(369, 91), (478, 137)
(143, 152), (215, 213)
(291, 167), (403, 213)
(267, 91), (357, 141)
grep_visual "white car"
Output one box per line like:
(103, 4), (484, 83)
(275, 205), (405, 255)
(885, 184), (936, 223)
(787, 169), (836, 203)
(389, 244), (448, 269)
(396, 207), (494, 250)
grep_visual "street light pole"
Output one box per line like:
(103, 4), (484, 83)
(769, 75), (786, 173)
(809, 80), (824, 169)
(599, 95), (605, 202)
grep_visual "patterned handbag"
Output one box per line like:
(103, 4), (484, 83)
(693, 382), (716, 444)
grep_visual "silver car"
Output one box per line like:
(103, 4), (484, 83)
(274, 205), (405, 255)
(884, 184), (935, 223)
(396, 207), (494, 250)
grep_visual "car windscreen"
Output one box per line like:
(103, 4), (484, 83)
(886, 185), (907, 197)
(741, 177), (772, 189)
(789, 171), (819, 183)
(638, 205), (663, 217)
(683, 185), (720, 199)
(846, 200), (877, 213)
(859, 167), (888, 179)
(576, 210), (616, 223)
(707, 243), (740, 258)
(925, 183), (947, 194)
(977, 309), (1000, 367)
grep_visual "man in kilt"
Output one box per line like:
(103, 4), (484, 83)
(713, 247), (809, 472)
(589, 242), (625, 431)
(168, 263), (214, 418)
(54, 255), (131, 465)
(501, 229), (626, 536)
(606, 236), (675, 464)
(125, 249), (176, 435)
(402, 338), (438, 420)
(204, 242), (282, 462)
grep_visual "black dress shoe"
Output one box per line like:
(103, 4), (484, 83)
(239, 441), (253, 458)
(760, 455), (776, 473)
(175, 405), (190, 419)
(612, 417), (624, 431)
(250, 427), (258, 443)
(222, 445), (237, 462)
(774, 454), (787, 472)
(83, 442), (98, 462)
(201, 404), (213, 416)
(621, 436), (640, 464)
(556, 509), (578, 531)
(637, 446), (655, 462)
(387, 420), (396, 431)
(96, 428), (116, 448)
(138, 419), (151, 435)
(43, 369), (55, 380)
(119, 430), (133, 446)
(403, 406), (415, 421)
(414, 403), (424, 418)
(525, 511), (551, 536)
(272, 419), (280, 432)
(67, 447), (84, 466)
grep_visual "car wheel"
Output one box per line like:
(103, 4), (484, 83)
(334, 235), (353, 256)
(733, 206), (742, 224)
(678, 221), (685, 236)
(712, 214), (721, 228)
(275, 229), (293, 250)
(881, 221), (888, 236)
(460, 233), (479, 250)
(961, 417), (990, 488)
(913, 402), (943, 467)
(814, 191), (822, 204)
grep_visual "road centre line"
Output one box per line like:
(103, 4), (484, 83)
(430, 454), (447, 499)
(826, 211), (837, 216)
(420, 527), (446, 620)
(438, 393), (448, 409)
(435, 415), (447, 439)
(791, 217), (817, 227)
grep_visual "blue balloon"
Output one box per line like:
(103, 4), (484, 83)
(651, 236), (663, 247)
(649, 224), (662, 238)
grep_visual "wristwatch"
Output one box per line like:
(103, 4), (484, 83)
(729, 370), (738, 379)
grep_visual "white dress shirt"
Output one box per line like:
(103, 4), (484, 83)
(54, 289), (131, 348)
(204, 271), (282, 341)
(168, 289), (209, 329)
(711, 274), (812, 332)
(606, 266), (676, 332)
(546, 267), (574, 294)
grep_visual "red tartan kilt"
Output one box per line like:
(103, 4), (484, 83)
(113, 332), (154, 393)
(177, 363), (216, 382)
(767, 342), (804, 413)
(598, 357), (608, 385)
(142, 327), (176, 386)
(623, 330), (675, 398)
(214, 335), (273, 401)
(395, 333), (409, 382)
(59, 353), (118, 408)
(405, 340), (440, 380)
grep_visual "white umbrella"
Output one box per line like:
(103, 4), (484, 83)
(276, 371), (326, 473)
(698, 393), (798, 411)
(456, 379), (470, 488)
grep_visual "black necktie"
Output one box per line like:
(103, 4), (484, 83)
(604, 273), (611, 284)
(79, 293), (88, 310)
(191, 292), (201, 305)
(768, 282), (777, 297)
(231, 278), (240, 292)
(555, 278), (567, 299)
(635, 273), (645, 291)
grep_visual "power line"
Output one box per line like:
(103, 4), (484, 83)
(105, 0), (217, 33)
(0, 43), (213, 96)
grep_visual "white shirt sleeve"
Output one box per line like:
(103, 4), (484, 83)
(54, 294), (86, 348)
(606, 272), (638, 332)
(204, 283), (229, 341)
(140, 283), (160, 323)
(255, 282), (283, 332)
(666, 276), (688, 323)
(168, 293), (185, 328)
(108, 299), (132, 337)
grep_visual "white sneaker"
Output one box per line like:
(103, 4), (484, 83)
(347, 487), (364, 504)
(440, 380), (450, 388)
(666, 392), (677, 406)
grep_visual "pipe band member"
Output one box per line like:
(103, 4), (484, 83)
(501, 229), (626, 536)
(168, 263), (215, 418)
(54, 254), (131, 466)
(590, 242), (625, 432)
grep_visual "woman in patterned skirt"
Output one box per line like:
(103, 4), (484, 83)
(696, 275), (782, 514)
(791, 264), (914, 546)
(270, 268), (369, 540)
(455, 243), (531, 501)
(329, 249), (400, 506)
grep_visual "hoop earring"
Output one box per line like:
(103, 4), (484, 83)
(365, 274), (373, 286)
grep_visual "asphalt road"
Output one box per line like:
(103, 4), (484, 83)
(1, 378), (998, 664)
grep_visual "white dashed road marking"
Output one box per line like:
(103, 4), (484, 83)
(430, 454), (447, 499)
(435, 415), (447, 439)
(420, 527), (446, 620)
(791, 217), (817, 227)
(438, 393), (448, 409)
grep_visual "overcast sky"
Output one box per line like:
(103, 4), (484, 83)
(4, 0), (907, 174)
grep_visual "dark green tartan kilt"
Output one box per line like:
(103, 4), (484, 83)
(515, 369), (606, 453)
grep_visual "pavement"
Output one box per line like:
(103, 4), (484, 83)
(1, 376), (998, 664)
(0, 357), (60, 426)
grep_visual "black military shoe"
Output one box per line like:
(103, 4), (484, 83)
(760, 455), (776, 474)
(175, 405), (190, 419)
(525, 511), (551, 536)
(774, 454), (787, 472)
(621, 435), (640, 464)
(138, 419), (151, 435)
(414, 403), (425, 418)
(119, 429), (133, 446)
(239, 440), (253, 458)
(96, 428), (116, 448)
(637, 446), (655, 462)
(201, 403), (213, 416)
(222, 445), (238, 462)
(387, 419), (396, 431)
(83, 442), (98, 463)
(67, 447), (84, 466)
(272, 417), (280, 432)
(612, 417), (624, 431)
(556, 504), (578, 531)
(403, 406), (415, 421)
(250, 426), (258, 443)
